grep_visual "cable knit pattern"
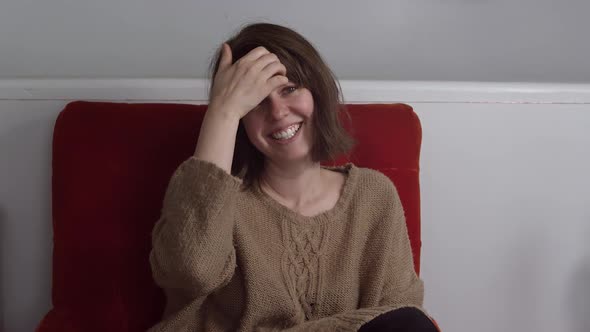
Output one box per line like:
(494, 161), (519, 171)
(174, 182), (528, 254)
(281, 221), (326, 320)
(148, 156), (428, 332)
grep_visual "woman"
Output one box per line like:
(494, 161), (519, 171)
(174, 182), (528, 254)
(148, 23), (438, 331)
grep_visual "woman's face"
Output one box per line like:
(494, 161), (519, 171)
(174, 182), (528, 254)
(242, 82), (315, 165)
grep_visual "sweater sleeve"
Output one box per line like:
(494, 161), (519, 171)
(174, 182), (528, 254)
(377, 180), (424, 308)
(149, 156), (242, 300)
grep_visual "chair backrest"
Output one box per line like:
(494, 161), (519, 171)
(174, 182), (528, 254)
(37, 101), (422, 332)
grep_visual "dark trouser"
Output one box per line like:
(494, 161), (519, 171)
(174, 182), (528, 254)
(357, 307), (438, 331)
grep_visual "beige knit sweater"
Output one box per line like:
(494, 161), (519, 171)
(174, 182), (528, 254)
(148, 157), (427, 332)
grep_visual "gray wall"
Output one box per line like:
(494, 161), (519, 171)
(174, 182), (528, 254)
(0, 0), (589, 82)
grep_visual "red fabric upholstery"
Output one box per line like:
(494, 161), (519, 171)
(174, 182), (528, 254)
(37, 101), (424, 332)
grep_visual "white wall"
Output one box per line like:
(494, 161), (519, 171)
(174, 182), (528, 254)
(418, 102), (590, 332)
(0, 0), (589, 83)
(0, 80), (589, 332)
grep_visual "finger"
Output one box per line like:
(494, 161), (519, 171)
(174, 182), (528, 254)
(218, 43), (232, 71)
(248, 53), (280, 75)
(266, 75), (289, 93)
(235, 46), (270, 67)
(259, 61), (287, 81)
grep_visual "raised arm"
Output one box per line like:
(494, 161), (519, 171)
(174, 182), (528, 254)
(148, 44), (289, 326)
(194, 43), (289, 173)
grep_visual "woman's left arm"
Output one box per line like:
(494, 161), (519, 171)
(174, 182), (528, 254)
(377, 181), (424, 308)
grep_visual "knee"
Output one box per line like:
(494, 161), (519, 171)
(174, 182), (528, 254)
(358, 307), (438, 332)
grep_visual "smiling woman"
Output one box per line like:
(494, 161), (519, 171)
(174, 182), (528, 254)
(147, 22), (439, 332)
(208, 23), (356, 189)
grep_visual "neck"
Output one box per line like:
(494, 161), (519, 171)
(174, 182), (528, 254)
(259, 159), (324, 210)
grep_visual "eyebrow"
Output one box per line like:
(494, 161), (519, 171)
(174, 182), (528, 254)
(264, 84), (295, 99)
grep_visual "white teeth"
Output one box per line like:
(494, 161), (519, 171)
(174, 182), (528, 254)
(271, 123), (301, 140)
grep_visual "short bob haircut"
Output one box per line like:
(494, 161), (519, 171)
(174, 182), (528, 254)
(208, 22), (356, 189)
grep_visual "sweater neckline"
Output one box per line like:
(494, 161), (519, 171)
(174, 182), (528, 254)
(252, 163), (358, 224)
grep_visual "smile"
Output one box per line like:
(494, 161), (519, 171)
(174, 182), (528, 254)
(270, 122), (302, 140)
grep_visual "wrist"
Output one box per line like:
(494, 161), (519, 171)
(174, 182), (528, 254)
(206, 103), (242, 123)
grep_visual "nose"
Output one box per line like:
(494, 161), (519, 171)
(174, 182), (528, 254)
(266, 94), (288, 121)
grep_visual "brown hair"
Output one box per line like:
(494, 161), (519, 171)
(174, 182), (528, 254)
(208, 22), (356, 189)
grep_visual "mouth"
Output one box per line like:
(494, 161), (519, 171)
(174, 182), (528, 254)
(268, 122), (303, 141)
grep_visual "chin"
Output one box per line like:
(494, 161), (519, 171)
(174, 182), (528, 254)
(273, 150), (312, 164)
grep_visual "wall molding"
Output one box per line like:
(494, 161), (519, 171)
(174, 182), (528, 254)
(0, 78), (589, 104)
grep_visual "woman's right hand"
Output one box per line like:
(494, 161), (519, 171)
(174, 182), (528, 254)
(208, 43), (289, 120)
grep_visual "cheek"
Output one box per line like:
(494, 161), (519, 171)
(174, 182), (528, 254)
(299, 90), (315, 118)
(303, 101), (314, 119)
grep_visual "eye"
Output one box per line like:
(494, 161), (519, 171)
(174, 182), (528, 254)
(283, 86), (297, 95)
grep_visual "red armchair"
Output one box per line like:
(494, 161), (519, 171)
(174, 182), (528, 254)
(36, 101), (431, 331)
